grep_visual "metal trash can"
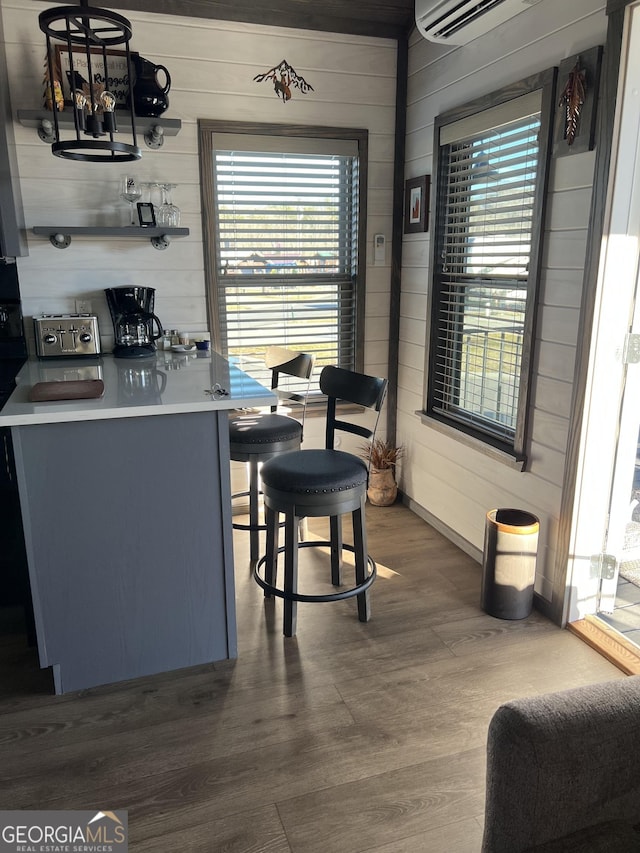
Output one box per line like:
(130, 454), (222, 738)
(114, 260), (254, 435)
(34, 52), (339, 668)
(481, 508), (539, 620)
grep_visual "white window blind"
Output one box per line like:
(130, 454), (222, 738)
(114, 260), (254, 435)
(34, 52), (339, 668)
(213, 141), (359, 376)
(431, 105), (542, 444)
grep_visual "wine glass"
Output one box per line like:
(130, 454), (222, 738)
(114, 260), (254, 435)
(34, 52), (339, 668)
(156, 183), (180, 227)
(120, 175), (142, 225)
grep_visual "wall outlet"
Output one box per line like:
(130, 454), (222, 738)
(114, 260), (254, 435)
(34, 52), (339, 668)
(75, 299), (92, 314)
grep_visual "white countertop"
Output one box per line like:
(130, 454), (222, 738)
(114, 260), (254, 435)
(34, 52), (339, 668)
(0, 350), (276, 426)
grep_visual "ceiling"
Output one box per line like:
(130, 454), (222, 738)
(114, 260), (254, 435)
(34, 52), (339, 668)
(83, 0), (416, 40)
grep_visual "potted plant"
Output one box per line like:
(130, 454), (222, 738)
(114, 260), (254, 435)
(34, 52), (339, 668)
(360, 438), (404, 506)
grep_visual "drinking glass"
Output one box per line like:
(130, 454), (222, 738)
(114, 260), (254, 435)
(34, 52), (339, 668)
(140, 182), (157, 214)
(156, 183), (180, 227)
(120, 175), (142, 225)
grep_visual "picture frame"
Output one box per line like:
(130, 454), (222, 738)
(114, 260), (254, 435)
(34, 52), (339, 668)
(53, 46), (136, 108)
(137, 202), (156, 228)
(404, 175), (430, 234)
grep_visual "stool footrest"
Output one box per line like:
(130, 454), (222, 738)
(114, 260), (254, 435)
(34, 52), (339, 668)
(231, 487), (285, 534)
(233, 520), (267, 532)
(254, 540), (376, 603)
(232, 489), (252, 500)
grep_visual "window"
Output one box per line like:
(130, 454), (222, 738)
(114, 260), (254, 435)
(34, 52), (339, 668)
(426, 72), (555, 459)
(199, 123), (368, 387)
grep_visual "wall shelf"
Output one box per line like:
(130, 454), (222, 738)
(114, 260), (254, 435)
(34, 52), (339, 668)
(17, 110), (181, 149)
(32, 226), (189, 251)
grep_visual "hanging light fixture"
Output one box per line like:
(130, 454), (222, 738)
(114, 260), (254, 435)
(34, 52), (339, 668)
(39, 0), (141, 162)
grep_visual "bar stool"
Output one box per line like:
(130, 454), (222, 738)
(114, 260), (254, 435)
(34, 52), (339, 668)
(229, 346), (315, 564)
(255, 365), (388, 636)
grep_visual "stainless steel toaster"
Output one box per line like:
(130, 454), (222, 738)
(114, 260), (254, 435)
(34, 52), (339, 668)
(34, 314), (101, 358)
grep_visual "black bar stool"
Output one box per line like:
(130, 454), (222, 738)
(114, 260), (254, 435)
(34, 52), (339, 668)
(255, 365), (388, 636)
(229, 346), (315, 564)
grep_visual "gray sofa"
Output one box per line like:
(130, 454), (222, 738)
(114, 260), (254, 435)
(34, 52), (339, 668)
(482, 676), (640, 852)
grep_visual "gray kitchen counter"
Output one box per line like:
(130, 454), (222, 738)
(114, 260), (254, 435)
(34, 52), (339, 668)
(0, 349), (274, 425)
(1, 351), (275, 693)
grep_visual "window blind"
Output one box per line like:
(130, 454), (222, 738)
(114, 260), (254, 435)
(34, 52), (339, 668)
(431, 110), (541, 442)
(212, 146), (359, 377)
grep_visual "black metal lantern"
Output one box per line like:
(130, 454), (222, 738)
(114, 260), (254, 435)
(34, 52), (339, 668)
(39, 0), (141, 162)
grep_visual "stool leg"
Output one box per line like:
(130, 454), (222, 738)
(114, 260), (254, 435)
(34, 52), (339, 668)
(248, 458), (261, 564)
(283, 509), (299, 637)
(330, 515), (343, 586)
(299, 517), (309, 541)
(264, 504), (278, 598)
(353, 495), (371, 622)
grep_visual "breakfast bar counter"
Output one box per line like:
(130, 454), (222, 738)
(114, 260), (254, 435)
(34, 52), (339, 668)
(0, 351), (275, 693)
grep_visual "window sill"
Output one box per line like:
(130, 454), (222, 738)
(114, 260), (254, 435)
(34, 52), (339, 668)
(416, 411), (526, 471)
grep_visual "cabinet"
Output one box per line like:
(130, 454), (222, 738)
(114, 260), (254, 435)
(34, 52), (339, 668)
(12, 409), (236, 693)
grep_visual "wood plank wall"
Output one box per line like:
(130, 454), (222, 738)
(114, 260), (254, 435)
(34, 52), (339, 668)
(1, 0), (397, 394)
(0, 0), (400, 497)
(399, 0), (607, 614)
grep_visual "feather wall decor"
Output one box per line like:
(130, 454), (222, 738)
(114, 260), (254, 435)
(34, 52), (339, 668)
(558, 59), (587, 146)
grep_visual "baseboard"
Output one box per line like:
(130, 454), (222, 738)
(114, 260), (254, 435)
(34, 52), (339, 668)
(401, 492), (483, 564)
(400, 492), (557, 622)
(568, 616), (640, 675)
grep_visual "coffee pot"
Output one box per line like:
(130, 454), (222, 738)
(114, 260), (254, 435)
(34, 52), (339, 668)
(105, 286), (163, 359)
(131, 55), (171, 117)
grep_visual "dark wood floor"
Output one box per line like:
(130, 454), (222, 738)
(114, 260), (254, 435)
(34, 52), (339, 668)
(0, 503), (624, 852)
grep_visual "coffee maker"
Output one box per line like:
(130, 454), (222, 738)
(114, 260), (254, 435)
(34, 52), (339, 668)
(105, 286), (163, 359)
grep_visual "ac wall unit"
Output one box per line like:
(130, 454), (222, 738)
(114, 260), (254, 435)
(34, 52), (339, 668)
(416, 0), (544, 45)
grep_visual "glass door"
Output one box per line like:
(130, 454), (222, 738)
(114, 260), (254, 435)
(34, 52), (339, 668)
(596, 311), (640, 642)
(566, 2), (640, 630)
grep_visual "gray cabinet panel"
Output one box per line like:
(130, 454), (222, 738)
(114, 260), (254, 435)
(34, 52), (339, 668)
(13, 410), (236, 693)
